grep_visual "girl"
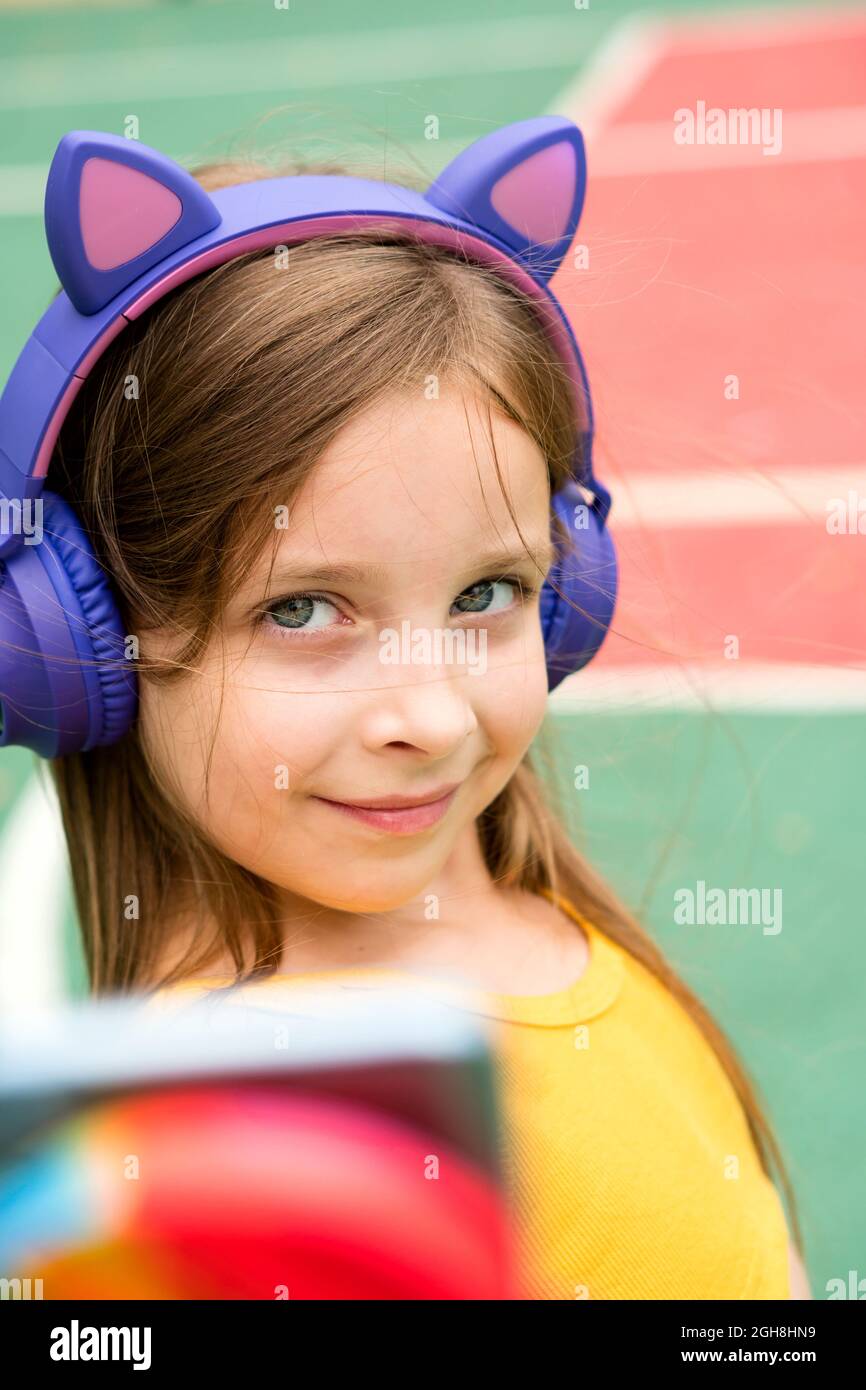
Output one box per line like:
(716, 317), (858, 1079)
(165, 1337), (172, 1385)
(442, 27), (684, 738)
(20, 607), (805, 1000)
(4, 120), (807, 1301)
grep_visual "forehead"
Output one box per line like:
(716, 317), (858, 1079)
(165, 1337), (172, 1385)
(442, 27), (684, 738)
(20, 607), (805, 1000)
(277, 386), (552, 569)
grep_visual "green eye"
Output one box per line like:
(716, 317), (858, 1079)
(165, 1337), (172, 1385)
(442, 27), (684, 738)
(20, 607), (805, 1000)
(452, 577), (524, 616)
(264, 593), (340, 633)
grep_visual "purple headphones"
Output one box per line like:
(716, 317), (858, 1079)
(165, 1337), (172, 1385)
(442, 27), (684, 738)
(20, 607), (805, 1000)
(0, 115), (617, 758)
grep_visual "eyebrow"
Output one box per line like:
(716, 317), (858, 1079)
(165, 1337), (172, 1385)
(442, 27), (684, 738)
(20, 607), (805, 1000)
(259, 541), (558, 591)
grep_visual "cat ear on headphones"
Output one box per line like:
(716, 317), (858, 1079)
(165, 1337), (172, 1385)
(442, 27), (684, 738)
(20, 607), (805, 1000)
(426, 115), (586, 282)
(44, 130), (222, 315)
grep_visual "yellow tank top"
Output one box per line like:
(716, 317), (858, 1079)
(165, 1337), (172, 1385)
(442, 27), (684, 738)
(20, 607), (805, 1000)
(148, 893), (791, 1300)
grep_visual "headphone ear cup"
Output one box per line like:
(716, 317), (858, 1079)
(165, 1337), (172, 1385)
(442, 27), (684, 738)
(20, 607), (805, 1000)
(540, 482), (618, 692)
(0, 491), (137, 756)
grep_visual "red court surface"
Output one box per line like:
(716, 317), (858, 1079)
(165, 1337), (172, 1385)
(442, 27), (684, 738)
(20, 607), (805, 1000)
(550, 8), (866, 698)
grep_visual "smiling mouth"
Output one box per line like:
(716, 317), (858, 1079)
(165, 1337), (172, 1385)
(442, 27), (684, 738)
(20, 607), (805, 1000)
(318, 782), (463, 811)
(310, 786), (461, 835)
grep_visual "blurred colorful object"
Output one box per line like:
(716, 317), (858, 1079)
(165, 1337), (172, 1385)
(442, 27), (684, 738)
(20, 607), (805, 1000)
(0, 1082), (517, 1298)
(0, 990), (518, 1298)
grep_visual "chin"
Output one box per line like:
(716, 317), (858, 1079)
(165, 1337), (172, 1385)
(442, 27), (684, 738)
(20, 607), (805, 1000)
(294, 877), (438, 917)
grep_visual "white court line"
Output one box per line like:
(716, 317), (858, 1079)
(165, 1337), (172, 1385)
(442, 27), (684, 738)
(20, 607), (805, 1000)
(0, 770), (70, 1012)
(550, 661), (866, 712)
(0, 14), (599, 110)
(0, 163), (46, 216)
(608, 465), (866, 529)
(591, 106), (866, 176)
(551, 5), (866, 173)
(547, 12), (671, 143)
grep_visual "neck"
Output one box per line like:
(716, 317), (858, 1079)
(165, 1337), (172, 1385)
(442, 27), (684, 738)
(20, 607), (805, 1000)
(272, 820), (508, 974)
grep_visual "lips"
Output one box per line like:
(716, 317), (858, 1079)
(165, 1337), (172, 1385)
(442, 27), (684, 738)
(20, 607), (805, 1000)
(321, 782), (463, 811)
(310, 784), (462, 835)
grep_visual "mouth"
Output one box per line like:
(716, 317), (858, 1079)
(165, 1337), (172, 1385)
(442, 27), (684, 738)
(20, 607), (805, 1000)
(310, 782), (462, 835)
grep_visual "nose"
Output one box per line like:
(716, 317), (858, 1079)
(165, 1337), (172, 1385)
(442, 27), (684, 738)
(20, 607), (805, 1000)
(358, 659), (479, 758)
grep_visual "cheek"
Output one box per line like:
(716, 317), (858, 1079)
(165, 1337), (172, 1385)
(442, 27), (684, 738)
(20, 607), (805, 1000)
(137, 676), (215, 813)
(179, 681), (340, 857)
(481, 623), (550, 752)
(138, 667), (332, 833)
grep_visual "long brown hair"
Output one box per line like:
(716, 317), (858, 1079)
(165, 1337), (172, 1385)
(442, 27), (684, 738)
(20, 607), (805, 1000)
(45, 150), (802, 1255)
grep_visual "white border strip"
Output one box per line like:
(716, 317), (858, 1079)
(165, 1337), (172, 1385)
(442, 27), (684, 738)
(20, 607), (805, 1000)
(549, 662), (866, 712)
(591, 106), (866, 177)
(608, 464), (866, 529)
(0, 771), (70, 1012)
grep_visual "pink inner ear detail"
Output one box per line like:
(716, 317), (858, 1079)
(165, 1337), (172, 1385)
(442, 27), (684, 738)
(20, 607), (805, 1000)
(79, 157), (183, 271)
(489, 141), (577, 248)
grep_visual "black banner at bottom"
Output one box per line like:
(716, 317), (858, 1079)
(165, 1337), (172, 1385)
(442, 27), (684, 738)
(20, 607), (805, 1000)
(0, 1297), (858, 1373)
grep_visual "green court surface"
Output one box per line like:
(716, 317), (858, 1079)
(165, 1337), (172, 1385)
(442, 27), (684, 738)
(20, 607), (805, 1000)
(1, 0), (864, 1301)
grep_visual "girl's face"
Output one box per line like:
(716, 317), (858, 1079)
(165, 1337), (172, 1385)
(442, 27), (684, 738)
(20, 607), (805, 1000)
(139, 384), (556, 917)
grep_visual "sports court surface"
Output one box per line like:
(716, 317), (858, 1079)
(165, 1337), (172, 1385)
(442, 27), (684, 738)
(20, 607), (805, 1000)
(0, 0), (863, 1295)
